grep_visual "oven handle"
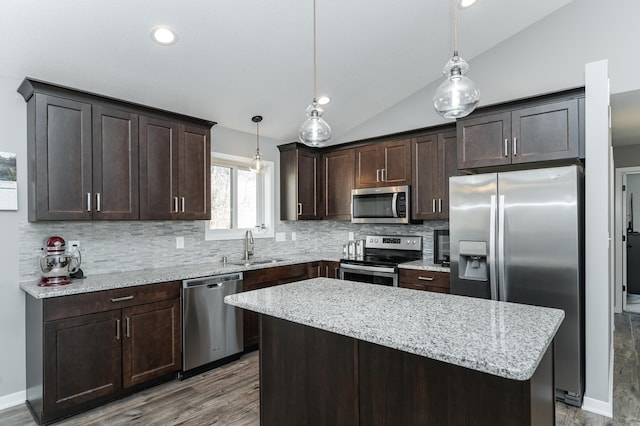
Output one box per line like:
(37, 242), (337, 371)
(339, 263), (396, 274)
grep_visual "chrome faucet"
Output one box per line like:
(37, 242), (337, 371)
(244, 230), (255, 260)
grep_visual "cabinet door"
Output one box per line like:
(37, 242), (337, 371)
(382, 139), (411, 185)
(33, 94), (92, 220)
(411, 134), (438, 220)
(322, 261), (341, 278)
(436, 131), (457, 219)
(298, 150), (319, 219)
(139, 116), (180, 219)
(457, 112), (511, 169)
(92, 106), (139, 220)
(43, 310), (122, 415)
(355, 144), (382, 188)
(511, 99), (579, 164)
(179, 125), (211, 219)
(122, 298), (181, 388)
(323, 149), (355, 220)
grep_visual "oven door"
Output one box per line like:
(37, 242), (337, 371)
(339, 263), (398, 287)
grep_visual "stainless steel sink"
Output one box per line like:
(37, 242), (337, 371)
(226, 258), (284, 266)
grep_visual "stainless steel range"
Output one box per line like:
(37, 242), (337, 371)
(339, 235), (422, 286)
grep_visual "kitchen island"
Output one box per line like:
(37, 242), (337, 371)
(225, 278), (564, 426)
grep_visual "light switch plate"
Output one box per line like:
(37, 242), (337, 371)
(275, 232), (285, 242)
(176, 236), (184, 249)
(291, 232), (297, 241)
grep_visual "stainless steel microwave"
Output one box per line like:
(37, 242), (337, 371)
(351, 185), (410, 224)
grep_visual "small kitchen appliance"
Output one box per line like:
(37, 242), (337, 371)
(339, 235), (422, 286)
(39, 236), (81, 286)
(351, 185), (411, 224)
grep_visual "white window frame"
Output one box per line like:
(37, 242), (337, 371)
(205, 152), (275, 241)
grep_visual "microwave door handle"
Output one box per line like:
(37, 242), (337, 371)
(392, 192), (398, 217)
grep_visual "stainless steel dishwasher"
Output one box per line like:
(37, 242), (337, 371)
(181, 272), (243, 376)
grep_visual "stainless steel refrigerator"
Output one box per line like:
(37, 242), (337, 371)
(449, 165), (584, 406)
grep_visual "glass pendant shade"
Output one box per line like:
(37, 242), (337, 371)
(299, 101), (332, 147)
(249, 152), (264, 173)
(433, 52), (480, 119)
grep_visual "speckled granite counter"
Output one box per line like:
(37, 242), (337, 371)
(225, 278), (564, 381)
(20, 252), (341, 299)
(398, 259), (450, 272)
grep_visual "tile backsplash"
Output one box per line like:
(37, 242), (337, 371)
(19, 220), (448, 282)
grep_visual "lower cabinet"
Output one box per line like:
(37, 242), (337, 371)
(399, 269), (450, 293)
(27, 281), (181, 425)
(307, 261), (341, 279)
(242, 264), (310, 350)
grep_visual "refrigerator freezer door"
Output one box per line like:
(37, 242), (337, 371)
(499, 165), (584, 402)
(450, 173), (498, 298)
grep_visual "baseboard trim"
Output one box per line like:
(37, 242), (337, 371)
(582, 396), (613, 418)
(0, 390), (26, 411)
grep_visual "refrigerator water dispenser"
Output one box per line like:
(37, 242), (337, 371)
(458, 241), (488, 281)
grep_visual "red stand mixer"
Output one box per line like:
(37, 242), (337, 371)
(39, 236), (81, 286)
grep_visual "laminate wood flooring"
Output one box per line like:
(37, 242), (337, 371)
(2, 313), (639, 426)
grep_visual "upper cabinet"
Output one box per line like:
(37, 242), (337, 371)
(279, 144), (319, 220)
(411, 129), (457, 220)
(322, 148), (355, 220)
(355, 139), (411, 188)
(18, 78), (215, 221)
(457, 93), (584, 170)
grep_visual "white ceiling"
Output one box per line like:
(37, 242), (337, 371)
(2, 0), (574, 142)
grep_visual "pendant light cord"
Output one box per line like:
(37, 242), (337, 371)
(313, 0), (317, 101)
(453, 0), (458, 54)
(256, 121), (260, 153)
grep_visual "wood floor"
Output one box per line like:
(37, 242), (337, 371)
(1, 313), (639, 426)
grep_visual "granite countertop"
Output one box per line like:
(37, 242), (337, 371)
(399, 259), (450, 272)
(224, 278), (564, 381)
(20, 252), (341, 299)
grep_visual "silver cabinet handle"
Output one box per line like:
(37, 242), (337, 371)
(504, 139), (509, 157)
(125, 317), (130, 338)
(297, 203), (302, 216)
(432, 199), (436, 213)
(181, 197), (185, 213)
(418, 276), (434, 281)
(438, 198), (442, 213)
(381, 168), (386, 182)
(110, 295), (134, 303)
(173, 197), (179, 213)
(376, 169), (380, 182)
(317, 265), (321, 276)
(96, 193), (101, 212)
(87, 192), (92, 212)
(115, 319), (121, 340)
(334, 267), (339, 277)
(513, 137), (518, 156)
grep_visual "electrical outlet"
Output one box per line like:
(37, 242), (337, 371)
(176, 236), (184, 249)
(68, 240), (80, 252)
(275, 232), (285, 242)
(291, 232), (297, 241)
(348, 232), (354, 241)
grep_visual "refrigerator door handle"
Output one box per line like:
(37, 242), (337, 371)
(497, 194), (506, 301)
(489, 195), (498, 300)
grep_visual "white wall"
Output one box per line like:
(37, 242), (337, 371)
(0, 74), (28, 408)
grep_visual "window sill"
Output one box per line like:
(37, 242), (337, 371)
(204, 224), (274, 241)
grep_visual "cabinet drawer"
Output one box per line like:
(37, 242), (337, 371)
(399, 269), (450, 292)
(43, 281), (181, 322)
(243, 264), (309, 288)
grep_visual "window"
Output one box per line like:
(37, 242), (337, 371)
(205, 152), (274, 240)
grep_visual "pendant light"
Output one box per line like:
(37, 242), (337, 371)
(299, 0), (332, 147)
(433, 0), (480, 119)
(249, 115), (265, 173)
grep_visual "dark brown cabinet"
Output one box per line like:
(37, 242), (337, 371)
(355, 139), (411, 188)
(457, 98), (582, 170)
(279, 144), (319, 220)
(307, 261), (341, 279)
(321, 149), (355, 220)
(242, 264), (310, 350)
(18, 78), (214, 222)
(399, 269), (450, 293)
(412, 129), (457, 220)
(139, 118), (211, 220)
(26, 281), (181, 424)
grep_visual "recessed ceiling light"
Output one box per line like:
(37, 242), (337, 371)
(459, 0), (477, 8)
(151, 26), (177, 45)
(317, 96), (331, 105)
